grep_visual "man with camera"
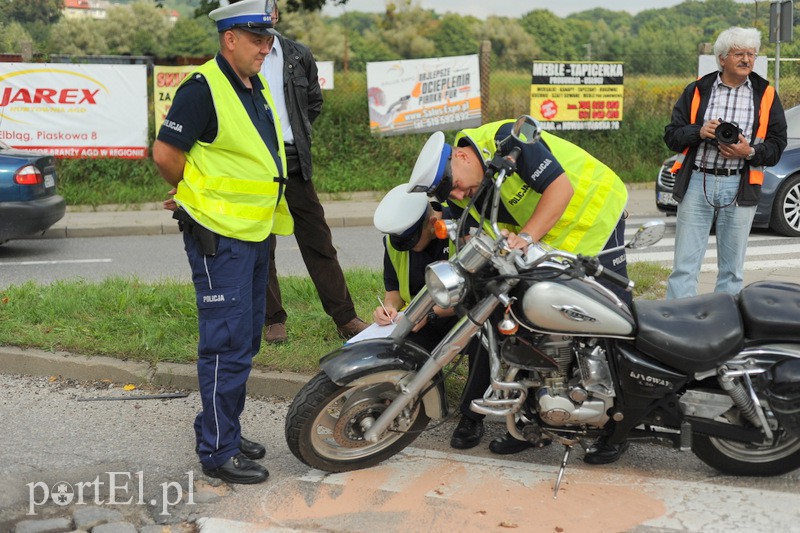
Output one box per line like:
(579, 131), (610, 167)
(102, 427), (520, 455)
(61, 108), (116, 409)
(664, 26), (787, 299)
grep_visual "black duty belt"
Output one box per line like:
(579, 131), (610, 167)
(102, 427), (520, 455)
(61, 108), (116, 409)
(284, 143), (298, 157)
(693, 165), (741, 176)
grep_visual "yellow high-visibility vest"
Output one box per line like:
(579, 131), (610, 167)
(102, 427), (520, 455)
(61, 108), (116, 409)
(175, 59), (293, 241)
(451, 121), (627, 255)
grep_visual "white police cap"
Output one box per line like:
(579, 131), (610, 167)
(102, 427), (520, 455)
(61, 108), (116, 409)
(374, 184), (430, 236)
(210, 0), (274, 35)
(407, 131), (453, 202)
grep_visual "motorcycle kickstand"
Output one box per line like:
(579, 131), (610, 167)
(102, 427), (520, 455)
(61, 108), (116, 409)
(553, 445), (572, 499)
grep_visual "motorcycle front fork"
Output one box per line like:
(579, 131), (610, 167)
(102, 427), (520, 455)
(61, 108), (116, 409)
(362, 290), (501, 443)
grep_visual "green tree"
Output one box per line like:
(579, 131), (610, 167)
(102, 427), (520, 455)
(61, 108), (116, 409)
(5, 0), (63, 25)
(0, 21), (35, 54)
(520, 10), (580, 60)
(48, 18), (108, 55)
(101, 1), (171, 56)
(431, 13), (481, 58)
(167, 16), (217, 56)
(478, 17), (540, 70)
(277, 10), (346, 65)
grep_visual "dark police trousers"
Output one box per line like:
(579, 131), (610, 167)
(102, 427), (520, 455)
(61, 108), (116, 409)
(183, 230), (270, 469)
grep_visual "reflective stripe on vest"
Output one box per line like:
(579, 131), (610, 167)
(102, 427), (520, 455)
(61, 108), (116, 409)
(174, 59), (293, 241)
(452, 122), (627, 255)
(669, 87), (701, 174)
(385, 237), (412, 305)
(669, 85), (775, 186)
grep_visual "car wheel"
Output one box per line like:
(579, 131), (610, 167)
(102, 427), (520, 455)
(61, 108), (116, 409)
(770, 174), (800, 237)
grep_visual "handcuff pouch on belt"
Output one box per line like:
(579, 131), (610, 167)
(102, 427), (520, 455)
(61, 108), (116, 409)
(173, 207), (219, 256)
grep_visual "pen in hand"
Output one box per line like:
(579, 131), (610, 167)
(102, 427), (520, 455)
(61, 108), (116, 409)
(377, 296), (396, 324)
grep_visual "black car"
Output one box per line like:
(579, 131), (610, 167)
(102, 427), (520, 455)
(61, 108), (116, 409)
(656, 104), (800, 237)
(0, 141), (66, 244)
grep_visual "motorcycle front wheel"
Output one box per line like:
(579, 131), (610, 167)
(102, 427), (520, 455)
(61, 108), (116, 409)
(693, 428), (800, 476)
(285, 371), (430, 473)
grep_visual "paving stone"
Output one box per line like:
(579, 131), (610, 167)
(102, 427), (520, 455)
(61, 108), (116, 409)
(14, 517), (72, 533)
(91, 522), (136, 533)
(72, 507), (124, 530)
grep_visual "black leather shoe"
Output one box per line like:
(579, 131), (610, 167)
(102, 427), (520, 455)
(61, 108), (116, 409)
(583, 438), (629, 465)
(490, 431), (548, 455)
(202, 453), (269, 484)
(240, 437), (266, 460)
(450, 416), (484, 449)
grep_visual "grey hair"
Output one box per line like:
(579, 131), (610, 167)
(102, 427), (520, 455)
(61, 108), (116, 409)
(714, 27), (762, 70)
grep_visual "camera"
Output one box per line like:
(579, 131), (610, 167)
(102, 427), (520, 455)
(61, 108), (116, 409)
(715, 120), (742, 144)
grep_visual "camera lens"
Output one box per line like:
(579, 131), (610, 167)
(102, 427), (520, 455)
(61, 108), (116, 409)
(715, 121), (740, 144)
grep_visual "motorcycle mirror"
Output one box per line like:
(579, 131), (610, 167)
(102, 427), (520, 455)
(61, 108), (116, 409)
(511, 115), (542, 145)
(626, 220), (666, 249)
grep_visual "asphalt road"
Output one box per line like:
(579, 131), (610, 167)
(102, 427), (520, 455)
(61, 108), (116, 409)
(2, 373), (798, 532)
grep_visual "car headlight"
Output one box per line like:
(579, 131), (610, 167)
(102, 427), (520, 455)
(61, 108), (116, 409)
(424, 260), (467, 309)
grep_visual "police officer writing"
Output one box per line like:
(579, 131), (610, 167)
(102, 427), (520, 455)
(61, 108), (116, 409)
(260, 0), (368, 343)
(407, 122), (631, 463)
(664, 26), (787, 299)
(152, 0), (291, 485)
(373, 185), (488, 450)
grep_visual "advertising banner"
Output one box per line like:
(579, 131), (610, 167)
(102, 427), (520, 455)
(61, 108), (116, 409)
(529, 61), (624, 131)
(153, 65), (195, 137)
(317, 61), (334, 90)
(366, 54), (481, 136)
(0, 63), (148, 158)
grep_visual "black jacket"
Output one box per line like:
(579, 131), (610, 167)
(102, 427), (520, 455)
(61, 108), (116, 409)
(664, 71), (787, 206)
(275, 33), (323, 181)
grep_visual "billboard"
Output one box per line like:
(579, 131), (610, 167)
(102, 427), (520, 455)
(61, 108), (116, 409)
(0, 63), (148, 158)
(366, 54), (481, 136)
(529, 61), (624, 131)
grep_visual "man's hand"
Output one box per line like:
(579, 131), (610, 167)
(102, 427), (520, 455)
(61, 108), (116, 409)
(163, 187), (178, 212)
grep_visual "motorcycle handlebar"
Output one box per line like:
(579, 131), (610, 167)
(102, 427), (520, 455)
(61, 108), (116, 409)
(579, 255), (634, 291)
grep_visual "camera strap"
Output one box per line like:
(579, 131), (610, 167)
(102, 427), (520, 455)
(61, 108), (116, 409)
(698, 153), (739, 210)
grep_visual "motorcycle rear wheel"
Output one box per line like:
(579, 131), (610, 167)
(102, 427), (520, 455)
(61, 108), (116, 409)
(692, 430), (800, 476)
(285, 371), (430, 473)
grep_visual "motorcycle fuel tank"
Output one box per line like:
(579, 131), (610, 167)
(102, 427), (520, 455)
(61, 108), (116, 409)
(516, 278), (634, 337)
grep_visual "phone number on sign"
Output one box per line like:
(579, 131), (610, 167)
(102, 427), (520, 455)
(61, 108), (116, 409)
(413, 111), (471, 129)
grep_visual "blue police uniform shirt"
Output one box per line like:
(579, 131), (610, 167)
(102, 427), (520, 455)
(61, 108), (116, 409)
(450, 121), (565, 227)
(157, 53), (282, 177)
(383, 237), (449, 296)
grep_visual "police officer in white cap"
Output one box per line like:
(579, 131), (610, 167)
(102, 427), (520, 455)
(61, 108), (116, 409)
(153, 0), (290, 485)
(407, 121), (632, 462)
(373, 185), (488, 451)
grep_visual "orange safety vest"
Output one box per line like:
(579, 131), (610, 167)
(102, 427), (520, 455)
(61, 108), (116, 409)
(670, 85), (775, 186)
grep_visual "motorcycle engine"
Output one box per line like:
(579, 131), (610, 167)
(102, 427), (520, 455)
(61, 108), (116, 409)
(500, 333), (615, 427)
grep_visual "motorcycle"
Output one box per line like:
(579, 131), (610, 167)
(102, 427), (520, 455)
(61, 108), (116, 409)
(285, 116), (800, 491)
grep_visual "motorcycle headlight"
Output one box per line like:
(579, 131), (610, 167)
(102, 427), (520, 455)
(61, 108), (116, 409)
(425, 260), (467, 308)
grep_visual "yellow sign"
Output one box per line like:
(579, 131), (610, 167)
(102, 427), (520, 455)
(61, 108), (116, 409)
(529, 61), (624, 131)
(153, 65), (195, 136)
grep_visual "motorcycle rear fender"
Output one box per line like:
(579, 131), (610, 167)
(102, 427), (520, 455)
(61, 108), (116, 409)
(319, 338), (448, 419)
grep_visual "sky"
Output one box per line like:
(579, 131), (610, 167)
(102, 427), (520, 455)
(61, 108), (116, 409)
(321, 0), (755, 19)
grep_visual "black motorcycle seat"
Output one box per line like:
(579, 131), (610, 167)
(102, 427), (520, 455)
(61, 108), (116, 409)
(633, 292), (744, 374)
(739, 281), (800, 341)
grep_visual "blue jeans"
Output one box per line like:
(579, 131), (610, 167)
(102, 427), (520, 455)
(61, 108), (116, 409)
(666, 170), (756, 300)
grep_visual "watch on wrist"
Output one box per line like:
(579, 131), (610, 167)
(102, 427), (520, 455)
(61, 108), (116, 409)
(426, 310), (438, 322)
(517, 232), (535, 246)
(746, 147), (755, 161)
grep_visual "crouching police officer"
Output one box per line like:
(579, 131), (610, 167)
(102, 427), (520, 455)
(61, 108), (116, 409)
(152, 0), (292, 484)
(373, 185), (488, 450)
(407, 123), (631, 463)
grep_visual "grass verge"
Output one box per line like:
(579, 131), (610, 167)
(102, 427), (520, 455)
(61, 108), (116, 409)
(0, 263), (669, 375)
